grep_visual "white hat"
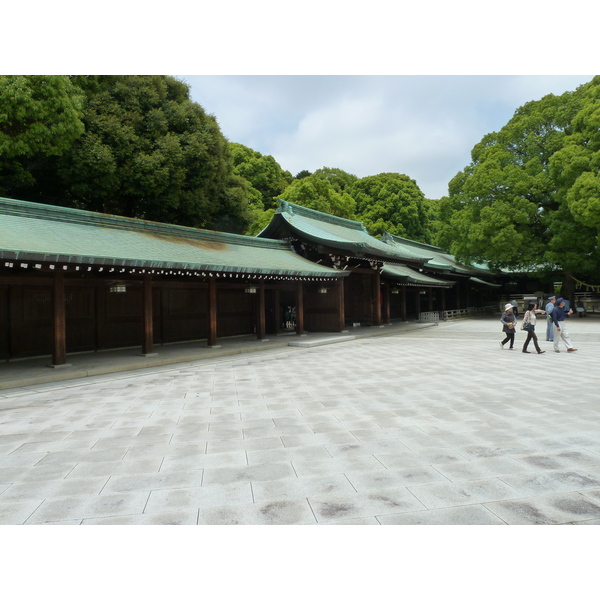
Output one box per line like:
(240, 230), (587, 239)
(504, 303), (513, 311)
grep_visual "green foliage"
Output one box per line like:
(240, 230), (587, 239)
(312, 167), (358, 192)
(0, 76), (85, 195)
(349, 173), (431, 242)
(279, 173), (357, 219)
(295, 169), (312, 179)
(229, 143), (293, 211)
(438, 76), (600, 280)
(0, 75), (85, 159)
(0, 75), (251, 234)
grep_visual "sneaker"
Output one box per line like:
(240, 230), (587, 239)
(567, 348), (578, 352)
(555, 350), (560, 353)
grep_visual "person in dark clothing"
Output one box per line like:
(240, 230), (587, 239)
(551, 298), (577, 353)
(521, 302), (546, 354)
(500, 303), (517, 349)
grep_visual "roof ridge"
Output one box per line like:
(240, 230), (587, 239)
(276, 199), (368, 232)
(0, 196), (289, 250)
(381, 231), (444, 252)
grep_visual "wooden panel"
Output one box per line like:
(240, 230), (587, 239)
(304, 286), (341, 331)
(163, 287), (207, 343)
(103, 287), (143, 349)
(66, 286), (96, 352)
(12, 286), (53, 357)
(0, 286), (8, 359)
(218, 288), (253, 336)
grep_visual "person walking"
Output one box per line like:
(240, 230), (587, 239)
(521, 302), (546, 354)
(500, 303), (517, 349)
(545, 296), (556, 341)
(551, 298), (577, 353)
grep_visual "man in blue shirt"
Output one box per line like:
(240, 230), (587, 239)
(545, 296), (556, 341)
(551, 298), (577, 353)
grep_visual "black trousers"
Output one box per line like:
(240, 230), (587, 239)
(501, 331), (515, 348)
(523, 327), (541, 352)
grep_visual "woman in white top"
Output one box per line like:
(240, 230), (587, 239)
(521, 302), (546, 354)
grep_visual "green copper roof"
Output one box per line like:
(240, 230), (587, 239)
(0, 197), (346, 279)
(258, 200), (427, 265)
(470, 277), (502, 288)
(381, 232), (492, 276)
(382, 263), (455, 288)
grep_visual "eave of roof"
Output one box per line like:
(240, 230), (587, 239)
(258, 201), (428, 266)
(381, 232), (492, 276)
(0, 197), (347, 279)
(382, 263), (455, 287)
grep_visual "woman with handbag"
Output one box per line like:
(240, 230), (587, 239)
(521, 301), (546, 354)
(500, 303), (518, 349)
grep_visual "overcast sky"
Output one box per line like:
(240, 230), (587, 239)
(179, 75), (594, 199)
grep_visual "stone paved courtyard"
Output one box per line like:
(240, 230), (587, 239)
(2, 315), (600, 525)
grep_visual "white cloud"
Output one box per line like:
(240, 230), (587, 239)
(182, 75), (596, 199)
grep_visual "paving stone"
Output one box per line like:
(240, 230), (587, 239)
(251, 473), (357, 503)
(407, 477), (526, 510)
(201, 461), (297, 486)
(345, 466), (451, 492)
(81, 510), (199, 525)
(101, 469), (205, 494)
(26, 491), (151, 523)
(0, 499), (44, 524)
(484, 492), (600, 525)
(197, 498), (316, 525)
(377, 504), (507, 525)
(0, 476), (110, 502)
(308, 489), (426, 523)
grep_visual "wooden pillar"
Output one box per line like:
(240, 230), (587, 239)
(336, 278), (346, 331)
(141, 275), (154, 355)
(207, 278), (218, 347)
(272, 289), (281, 335)
(372, 271), (382, 326)
(256, 281), (266, 340)
(441, 288), (447, 315)
(455, 279), (461, 309)
(428, 288), (434, 312)
(51, 269), (67, 366)
(382, 283), (391, 324)
(296, 281), (305, 335)
(401, 286), (407, 321)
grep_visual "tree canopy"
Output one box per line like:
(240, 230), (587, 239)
(437, 76), (600, 287)
(279, 172), (357, 219)
(229, 142), (293, 210)
(0, 75), (251, 233)
(349, 172), (432, 242)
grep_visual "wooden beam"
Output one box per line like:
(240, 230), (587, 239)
(51, 270), (67, 366)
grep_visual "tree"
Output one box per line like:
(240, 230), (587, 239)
(229, 143), (293, 210)
(437, 76), (600, 292)
(0, 75), (85, 194)
(0, 75), (251, 233)
(312, 167), (358, 193)
(279, 173), (357, 219)
(349, 172), (431, 242)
